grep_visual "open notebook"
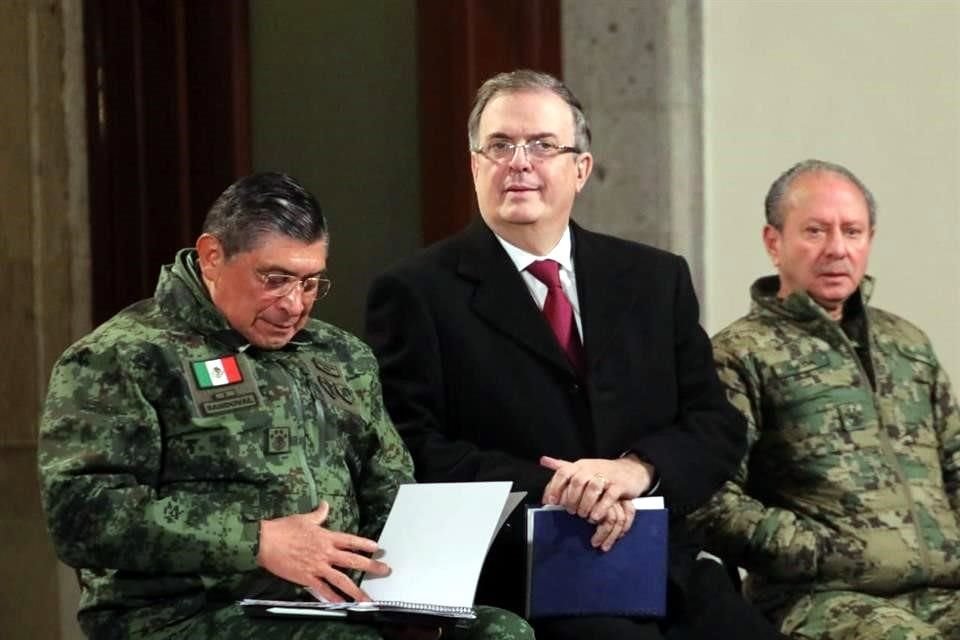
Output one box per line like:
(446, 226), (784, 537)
(241, 482), (525, 622)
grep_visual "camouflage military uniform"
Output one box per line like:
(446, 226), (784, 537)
(39, 249), (533, 640)
(691, 276), (960, 639)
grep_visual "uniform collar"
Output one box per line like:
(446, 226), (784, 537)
(156, 248), (319, 350)
(750, 274), (875, 321)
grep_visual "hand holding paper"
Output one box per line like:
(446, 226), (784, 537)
(242, 483), (525, 623)
(256, 501), (389, 603)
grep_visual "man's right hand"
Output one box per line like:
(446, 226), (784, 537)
(256, 501), (390, 603)
(591, 498), (636, 552)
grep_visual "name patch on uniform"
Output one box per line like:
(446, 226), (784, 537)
(204, 394), (257, 413)
(183, 354), (262, 416)
(192, 355), (243, 388)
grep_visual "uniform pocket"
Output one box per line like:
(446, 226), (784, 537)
(163, 411), (273, 483)
(777, 402), (878, 462)
(771, 351), (831, 378)
(767, 351), (853, 414)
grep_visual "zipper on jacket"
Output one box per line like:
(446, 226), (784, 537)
(277, 358), (318, 508)
(835, 326), (932, 578)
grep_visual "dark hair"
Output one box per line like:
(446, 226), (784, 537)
(467, 69), (592, 152)
(765, 159), (877, 229)
(202, 172), (328, 257)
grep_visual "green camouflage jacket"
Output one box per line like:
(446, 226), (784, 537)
(39, 249), (413, 636)
(691, 276), (960, 606)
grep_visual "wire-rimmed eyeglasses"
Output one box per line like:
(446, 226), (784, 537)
(472, 139), (580, 164)
(257, 272), (332, 300)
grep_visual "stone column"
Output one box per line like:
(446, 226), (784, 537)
(562, 0), (704, 294)
(0, 1), (88, 638)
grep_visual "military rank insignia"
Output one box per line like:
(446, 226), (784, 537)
(191, 355), (243, 388)
(267, 427), (291, 454)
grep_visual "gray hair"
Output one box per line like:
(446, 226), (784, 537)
(765, 159), (877, 229)
(467, 69), (592, 153)
(203, 172), (328, 258)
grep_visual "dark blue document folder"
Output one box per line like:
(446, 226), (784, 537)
(526, 504), (669, 619)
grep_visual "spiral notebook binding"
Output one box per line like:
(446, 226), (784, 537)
(239, 598), (477, 620)
(374, 600), (475, 616)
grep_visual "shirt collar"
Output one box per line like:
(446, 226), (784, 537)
(493, 226), (574, 273)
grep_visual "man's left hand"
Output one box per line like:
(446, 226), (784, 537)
(540, 454), (655, 523)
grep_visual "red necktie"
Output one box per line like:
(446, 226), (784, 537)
(526, 259), (585, 374)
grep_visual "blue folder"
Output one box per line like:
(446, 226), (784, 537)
(525, 502), (669, 619)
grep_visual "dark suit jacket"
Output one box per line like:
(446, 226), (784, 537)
(365, 218), (745, 615)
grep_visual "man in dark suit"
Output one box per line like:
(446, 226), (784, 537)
(365, 70), (778, 640)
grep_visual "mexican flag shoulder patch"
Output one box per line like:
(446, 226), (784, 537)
(192, 354), (243, 389)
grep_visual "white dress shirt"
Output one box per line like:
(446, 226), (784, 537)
(494, 226), (667, 499)
(493, 226), (583, 338)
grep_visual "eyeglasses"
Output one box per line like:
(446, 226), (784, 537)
(472, 139), (580, 164)
(257, 272), (332, 300)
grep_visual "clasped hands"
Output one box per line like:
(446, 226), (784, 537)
(540, 453), (655, 552)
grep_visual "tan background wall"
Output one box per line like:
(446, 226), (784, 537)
(702, 0), (960, 383)
(1, 0), (86, 637)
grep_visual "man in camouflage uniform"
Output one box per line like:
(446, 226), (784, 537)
(691, 159), (960, 639)
(38, 173), (533, 640)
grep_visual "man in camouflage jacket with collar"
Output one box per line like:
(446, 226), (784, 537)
(39, 173), (532, 640)
(692, 160), (960, 640)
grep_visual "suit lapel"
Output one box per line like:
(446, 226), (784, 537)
(457, 220), (575, 376)
(573, 223), (638, 370)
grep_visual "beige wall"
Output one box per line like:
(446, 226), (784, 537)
(702, 0), (960, 383)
